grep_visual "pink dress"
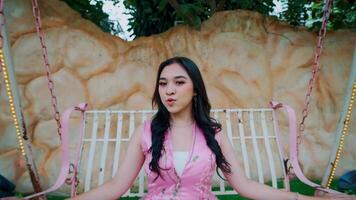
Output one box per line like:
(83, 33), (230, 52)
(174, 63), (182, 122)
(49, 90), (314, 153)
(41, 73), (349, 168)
(140, 121), (220, 200)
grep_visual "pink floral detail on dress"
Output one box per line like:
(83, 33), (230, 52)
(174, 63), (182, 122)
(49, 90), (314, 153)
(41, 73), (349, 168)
(192, 155), (199, 162)
(194, 153), (216, 199)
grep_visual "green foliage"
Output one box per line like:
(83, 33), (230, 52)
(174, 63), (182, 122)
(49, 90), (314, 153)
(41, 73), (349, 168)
(309, 0), (356, 30)
(280, 0), (309, 26)
(123, 0), (277, 39)
(224, 0), (275, 15)
(278, 0), (356, 30)
(60, 0), (123, 35)
(123, 0), (177, 37)
(62, 0), (356, 39)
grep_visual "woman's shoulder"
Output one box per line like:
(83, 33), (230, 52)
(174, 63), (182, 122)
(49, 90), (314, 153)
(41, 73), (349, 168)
(130, 120), (151, 144)
(139, 119), (153, 153)
(142, 119), (152, 134)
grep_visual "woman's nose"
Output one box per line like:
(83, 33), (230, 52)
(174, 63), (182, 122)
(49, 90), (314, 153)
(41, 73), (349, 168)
(166, 85), (175, 95)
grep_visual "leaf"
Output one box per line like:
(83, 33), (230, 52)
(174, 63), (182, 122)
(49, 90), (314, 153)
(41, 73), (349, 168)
(158, 0), (169, 12)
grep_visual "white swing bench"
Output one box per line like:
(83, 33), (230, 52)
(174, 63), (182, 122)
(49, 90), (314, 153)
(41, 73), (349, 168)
(24, 102), (339, 199)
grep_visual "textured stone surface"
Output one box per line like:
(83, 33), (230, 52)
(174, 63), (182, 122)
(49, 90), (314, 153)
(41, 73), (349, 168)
(0, 0), (355, 193)
(25, 69), (86, 120)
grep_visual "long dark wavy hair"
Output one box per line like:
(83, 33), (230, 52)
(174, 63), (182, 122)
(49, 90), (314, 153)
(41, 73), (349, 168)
(149, 56), (231, 180)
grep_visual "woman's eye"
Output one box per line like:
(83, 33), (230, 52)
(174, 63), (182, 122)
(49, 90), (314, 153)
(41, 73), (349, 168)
(159, 82), (167, 86)
(176, 81), (185, 85)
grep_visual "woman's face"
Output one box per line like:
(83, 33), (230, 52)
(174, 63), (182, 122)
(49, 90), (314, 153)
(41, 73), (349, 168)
(158, 63), (195, 114)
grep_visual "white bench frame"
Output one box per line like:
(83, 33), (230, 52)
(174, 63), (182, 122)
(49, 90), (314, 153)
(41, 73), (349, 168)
(25, 103), (339, 199)
(77, 108), (289, 197)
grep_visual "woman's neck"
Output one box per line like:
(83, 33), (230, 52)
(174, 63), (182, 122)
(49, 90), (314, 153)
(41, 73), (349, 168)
(170, 111), (194, 127)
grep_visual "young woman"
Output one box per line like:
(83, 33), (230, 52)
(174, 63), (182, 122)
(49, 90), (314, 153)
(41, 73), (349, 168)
(71, 57), (353, 200)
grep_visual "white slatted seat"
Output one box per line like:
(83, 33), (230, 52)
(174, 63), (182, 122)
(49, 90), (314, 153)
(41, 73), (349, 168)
(77, 108), (290, 197)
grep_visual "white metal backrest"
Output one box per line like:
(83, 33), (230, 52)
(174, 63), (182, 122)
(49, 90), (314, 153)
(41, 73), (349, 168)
(77, 108), (288, 197)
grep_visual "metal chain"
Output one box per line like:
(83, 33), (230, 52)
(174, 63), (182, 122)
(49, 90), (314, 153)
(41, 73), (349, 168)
(298, 0), (333, 146)
(0, 0), (4, 50)
(31, 0), (62, 139)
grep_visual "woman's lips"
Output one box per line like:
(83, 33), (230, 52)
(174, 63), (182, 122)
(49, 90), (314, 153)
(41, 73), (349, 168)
(166, 98), (176, 106)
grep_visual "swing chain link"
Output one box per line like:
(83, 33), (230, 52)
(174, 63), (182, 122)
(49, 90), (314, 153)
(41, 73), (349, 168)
(0, 0), (4, 51)
(298, 0), (333, 147)
(31, 0), (62, 139)
(0, 0), (4, 91)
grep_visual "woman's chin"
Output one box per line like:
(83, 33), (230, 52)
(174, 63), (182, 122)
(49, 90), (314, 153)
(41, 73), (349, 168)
(166, 107), (179, 113)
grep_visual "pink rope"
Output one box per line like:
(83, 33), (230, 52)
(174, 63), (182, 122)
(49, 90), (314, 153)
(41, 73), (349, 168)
(24, 103), (88, 199)
(271, 102), (342, 194)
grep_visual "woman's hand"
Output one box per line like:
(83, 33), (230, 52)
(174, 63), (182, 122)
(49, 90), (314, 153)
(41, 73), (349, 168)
(318, 192), (356, 200)
(69, 124), (145, 200)
(217, 130), (356, 200)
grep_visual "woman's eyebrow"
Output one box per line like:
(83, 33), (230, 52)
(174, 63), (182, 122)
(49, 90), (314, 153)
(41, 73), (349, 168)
(159, 75), (187, 80)
(173, 75), (187, 79)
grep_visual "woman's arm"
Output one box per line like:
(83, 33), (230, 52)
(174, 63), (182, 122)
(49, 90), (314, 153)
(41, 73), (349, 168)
(218, 130), (325, 200)
(70, 124), (145, 200)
